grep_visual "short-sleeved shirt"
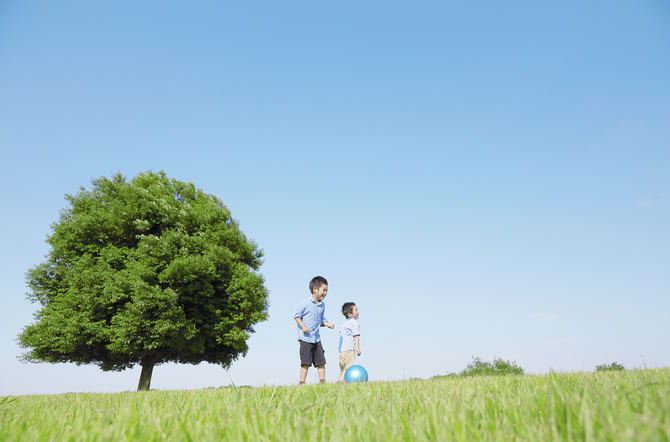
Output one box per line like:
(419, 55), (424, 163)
(339, 318), (360, 352)
(293, 298), (328, 343)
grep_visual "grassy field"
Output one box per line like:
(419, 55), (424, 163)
(1, 368), (669, 441)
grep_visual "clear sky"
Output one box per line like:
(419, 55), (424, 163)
(1, 1), (669, 395)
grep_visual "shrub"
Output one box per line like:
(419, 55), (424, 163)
(431, 357), (525, 379)
(596, 362), (625, 372)
(460, 357), (525, 377)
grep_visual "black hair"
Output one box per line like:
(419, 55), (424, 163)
(309, 276), (328, 294)
(342, 302), (356, 318)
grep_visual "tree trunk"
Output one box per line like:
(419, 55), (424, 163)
(137, 360), (154, 391)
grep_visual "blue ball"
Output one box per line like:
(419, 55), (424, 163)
(344, 365), (369, 383)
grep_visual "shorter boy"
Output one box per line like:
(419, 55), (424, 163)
(338, 302), (361, 383)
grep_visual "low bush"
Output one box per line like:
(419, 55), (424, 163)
(460, 357), (525, 377)
(432, 357), (525, 379)
(596, 362), (625, 372)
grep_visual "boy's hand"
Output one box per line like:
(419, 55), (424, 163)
(323, 322), (334, 329)
(301, 326), (309, 334)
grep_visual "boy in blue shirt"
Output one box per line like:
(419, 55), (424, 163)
(293, 276), (334, 385)
(338, 302), (361, 382)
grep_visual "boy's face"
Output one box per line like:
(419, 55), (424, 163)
(312, 284), (328, 303)
(350, 305), (359, 319)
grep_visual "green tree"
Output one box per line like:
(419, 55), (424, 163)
(19, 171), (269, 391)
(596, 362), (625, 372)
(460, 356), (525, 377)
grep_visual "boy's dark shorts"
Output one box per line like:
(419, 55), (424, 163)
(299, 340), (326, 367)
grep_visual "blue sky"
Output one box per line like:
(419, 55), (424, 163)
(1, 1), (669, 394)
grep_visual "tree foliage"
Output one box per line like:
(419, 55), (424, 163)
(596, 362), (625, 372)
(459, 357), (525, 377)
(19, 171), (269, 389)
(431, 356), (526, 379)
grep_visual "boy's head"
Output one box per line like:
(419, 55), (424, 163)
(341, 302), (359, 319)
(309, 276), (328, 302)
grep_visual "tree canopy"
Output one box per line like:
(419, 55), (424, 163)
(19, 171), (269, 390)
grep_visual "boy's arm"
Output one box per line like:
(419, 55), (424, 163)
(294, 317), (309, 334)
(354, 335), (361, 356)
(321, 312), (333, 329)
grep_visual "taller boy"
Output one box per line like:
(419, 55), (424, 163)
(293, 276), (334, 385)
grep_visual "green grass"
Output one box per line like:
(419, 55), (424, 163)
(1, 368), (669, 441)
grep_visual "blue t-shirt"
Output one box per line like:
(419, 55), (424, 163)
(338, 318), (360, 352)
(293, 298), (328, 343)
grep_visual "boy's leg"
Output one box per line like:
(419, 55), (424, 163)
(314, 341), (327, 383)
(299, 365), (309, 385)
(338, 352), (346, 382)
(299, 341), (314, 385)
(339, 350), (355, 382)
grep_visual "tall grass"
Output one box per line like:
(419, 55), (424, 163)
(1, 368), (669, 441)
